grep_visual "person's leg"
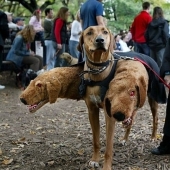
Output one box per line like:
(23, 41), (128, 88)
(136, 43), (143, 54)
(22, 56), (40, 72)
(45, 40), (55, 70)
(55, 44), (67, 67)
(141, 43), (150, 56)
(155, 48), (165, 68)
(151, 91), (170, 155)
(69, 40), (79, 58)
(150, 49), (157, 64)
(34, 55), (43, 70)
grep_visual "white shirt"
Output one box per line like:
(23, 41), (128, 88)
(8, 22), (17, 29)
(119, 39), (131, 52)
(70, 20), (82, 42)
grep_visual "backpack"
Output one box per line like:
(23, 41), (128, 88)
(145, 23), (165, 50)
(0, 11), (9, 40)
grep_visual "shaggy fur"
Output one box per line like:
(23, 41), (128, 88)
(60, 52), (78, 65)
(103, 59), (158, 169)
(20, 66), (83, 113)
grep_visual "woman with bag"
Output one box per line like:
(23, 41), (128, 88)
(51, 7), (70, 67)
(145, 7), (169, 67)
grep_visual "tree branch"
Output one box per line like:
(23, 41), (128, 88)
(40, 0), (55, 11)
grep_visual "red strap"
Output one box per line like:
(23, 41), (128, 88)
(134, 57), (170, 89)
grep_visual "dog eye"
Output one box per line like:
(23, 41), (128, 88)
(87, 31), (93, 35)
(103, 31), (108, 34)
(130, 91), (135, 96)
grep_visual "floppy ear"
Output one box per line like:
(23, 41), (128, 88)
(35, 80), (43, 88)
(46, 78), (61, 104)
(108, 29), (115, 53)
(77, 32), (84, 52)
(105, 97), (112, 117)
(136, 77), (147, 108)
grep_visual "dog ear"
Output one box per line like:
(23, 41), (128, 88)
(108, 30), (115, 53)
(136, 77), (147, 108)
(77, 32), (84, 52)
(35, 80), (43, 88)
(46, 78), (61, 104)
(105, 98), (112, 117)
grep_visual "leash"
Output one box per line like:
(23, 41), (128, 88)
(113, 52), (170, 89)
(134, 57), (170, 89)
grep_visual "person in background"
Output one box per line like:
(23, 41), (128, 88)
(145, 7), (169, 67)
(114, 34), (121, 51)
(80, 0), (104, 30)
(131, 2), (152, 55)
(0, 11), (9, 89)
(69, 10), (82, 58)
(119, 34), (131, 52)
(5, 12), (17, 30)
(29, 9), (46, 66)
(51, 6), (70, 67)
(6, 25), (43, 72)
(151, 37), (170, 155)
(43, 8), (55, 70)
(14, 17), (25, 29)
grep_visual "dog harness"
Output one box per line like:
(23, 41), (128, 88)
(79, 59), (118, 101)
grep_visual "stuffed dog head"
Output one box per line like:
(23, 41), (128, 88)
(105, 75), (147, 127)
(77, 26), (114, 63)
(20, 76), (61, 113)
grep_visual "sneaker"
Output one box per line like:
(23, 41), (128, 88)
(0, 85), (5, 90)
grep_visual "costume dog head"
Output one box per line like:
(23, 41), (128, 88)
(20, 67), (82, 113)
(77, 26), (114, 63)
(104, 60), (148, 127)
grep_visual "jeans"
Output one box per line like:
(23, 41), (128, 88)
(69, 40), (79, 58)
(52, 42), (67, 67)
(136, 42), (150, 56)
(45, 40), (55, 70)
(164, 91), (170, 137)
(150, 48), (165, 68)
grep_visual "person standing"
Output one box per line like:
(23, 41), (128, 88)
(69, 10), (82, 59)
(80, 0), (105, 30)
(0, 11), (9, 89)
(51, 7), (70, 67)
(151, 37), (170, 155)
(131, 2), (152, 56)
(43, 8), (55, 70)
(145, 7), (169, 67)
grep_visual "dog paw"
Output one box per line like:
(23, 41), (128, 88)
(89, 161), (99, 168)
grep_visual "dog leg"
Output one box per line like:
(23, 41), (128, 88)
(85, 100), (100, 168)
(148, 97), (158, 140)
(103, 112), (116, 170)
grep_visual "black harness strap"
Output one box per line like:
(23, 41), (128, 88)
(79, 60), (118, 101)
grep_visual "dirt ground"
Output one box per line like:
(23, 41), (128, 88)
(0, 72), (170, 170)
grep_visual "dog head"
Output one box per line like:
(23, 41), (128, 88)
(20, 74), (61, 113)
(77, 26), (114, 62)
(105, 76), (147, 127)
(60, 52), (72, 62)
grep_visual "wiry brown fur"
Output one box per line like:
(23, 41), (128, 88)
(20, 66), (83, 113)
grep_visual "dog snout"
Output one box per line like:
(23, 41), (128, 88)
(20, 98), (27, 105)
(95, 36), (105, 44)
(113, 112), (125, 121)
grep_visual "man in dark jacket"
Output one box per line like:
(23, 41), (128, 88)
(0, 11), (9, 89)
(151, 37), (170, 155)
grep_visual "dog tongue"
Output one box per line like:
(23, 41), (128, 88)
(122, 117), (132, 126)
(27, 104), (37, 110)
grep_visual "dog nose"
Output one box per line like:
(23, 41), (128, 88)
(113, 112), (125, 121)
(95, 36), (105, 44)
(20, 98), (27, 105)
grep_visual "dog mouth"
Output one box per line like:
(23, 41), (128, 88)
(27, 100), (48, 113)
(122, 117), (132, 128)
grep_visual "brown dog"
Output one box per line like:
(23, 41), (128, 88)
(20, 66), (83, 113)
(78, 26), (158, 170)
(60, 52), (78, 65)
